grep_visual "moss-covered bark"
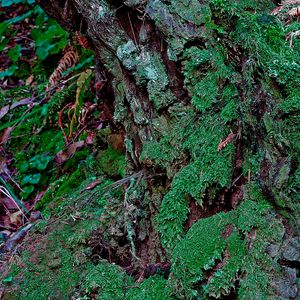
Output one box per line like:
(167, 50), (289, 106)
(29, 0), (300, 299)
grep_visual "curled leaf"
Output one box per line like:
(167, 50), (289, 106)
(0, 105), (9, 120)
(54, 140), (85, 164)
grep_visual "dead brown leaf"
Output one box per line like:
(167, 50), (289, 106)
(0, 105), (9, 120)
(54, 140), (85, 164)
(25, 74), (34, 86)
(9, 211), (23, 227)
(2, 195), (19, 210)
(10, 97), (32, 109)
(82, 176), (105, 193)
(217, 131), (235, 151)
(0, 127), (14, 145)
(86, 131), (96, 145)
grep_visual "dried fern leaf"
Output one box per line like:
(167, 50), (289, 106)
(75, 31), (89, 50)
(48, 47), (79, 88)
(282, 0), (300, 5)
(287, 5), (300, 16)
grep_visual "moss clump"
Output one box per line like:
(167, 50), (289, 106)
(9, 216), (101, 299)
(171, 185), (285, 299)
(97, 146), (126, 177)
(156, 190), (189, 251)
(82, 264), (173, 300)
(157, 113), (235, 250)
(220, 99), (239, 123)
(55, 167), (83, 197)
(5, 197), (103, 299)
(183, 46), (235, 112)
(126, 275), (173, 300)
(35, 175), (67, 210)
(16, 247), (80, 300)
(82, 262), (133, 300)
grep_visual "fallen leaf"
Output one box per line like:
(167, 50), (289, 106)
(0, 127), (14, 145)
(217, 132), (235, 151)
(0, 105), (9, 120)
(271, 5), (283, 15)
(25, 75), (34, 86)
(2, 195), (19, 210)
(10, 98), (32, 109)
(86, 131), (96, 144)
(9, 211), (23, 227)
(55, 140), (85, 164)
(82, 176), (105, 193)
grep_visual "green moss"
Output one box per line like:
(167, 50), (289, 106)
(156, 113), (235, 250)
(278, 91), (300, 114)
(97, 146), (126, 177)
(83, 262), (133, 300)
(204, 231), (247, 298)
(3, 1), (300, 299)
(126, 275), (173, 300)
(141, 138), (181, 178)
(171, 185), (285, 299)
(35, 176), (67, 210)
(183, 45), (235, 112)
(169, 0), (209, 26)
(220, 100), (239, 123)
(17, 248), (80, 300)
(7, 190), (105, 299)
(56, 168), (83, 197)
(232, 11), (300, 97)
(147, 80), (176, 110)
(12, 217), (100, 299)
(211, 0), (274, 16)
(157, 190), (189, 250)
(63, 148), (90, 171)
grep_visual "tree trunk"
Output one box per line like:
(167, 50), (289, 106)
(36, 0), (299, 299)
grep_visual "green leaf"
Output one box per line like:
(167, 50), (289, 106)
(0, 65), (18, 79)
(0, 22), (9, 36)
(1, 0), (22, 7)
(32, 22), (68, 61)
(3, 276), (13, 284)
(1, 0), (34, 7)
(20, 185), (35, 199)
(8, 44), (22, 62)
(29, 155), (51, 170)
(19, 161), (29, 173)
(21, 173), (41, 185)
(0, 37), (9, 51)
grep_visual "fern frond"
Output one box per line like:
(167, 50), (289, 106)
(48, 46), (79, 88)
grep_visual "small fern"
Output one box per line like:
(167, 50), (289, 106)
(48, 46), (78, 88)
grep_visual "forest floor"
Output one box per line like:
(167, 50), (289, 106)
(0, 2), (129, 299)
